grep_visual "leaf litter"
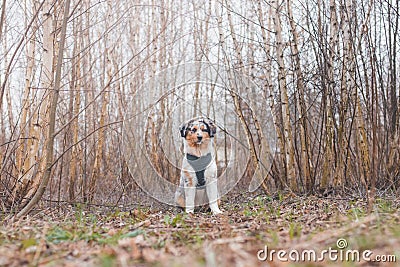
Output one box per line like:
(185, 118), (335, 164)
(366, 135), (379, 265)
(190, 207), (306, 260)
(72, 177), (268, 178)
(0, 192), (399, 266)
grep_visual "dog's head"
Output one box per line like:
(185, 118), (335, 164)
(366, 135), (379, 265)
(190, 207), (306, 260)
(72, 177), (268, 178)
(179, 117), (217, 144)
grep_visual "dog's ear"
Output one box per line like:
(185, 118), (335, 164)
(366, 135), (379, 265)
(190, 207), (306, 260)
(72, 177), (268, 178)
(179, 123), (188, 138)
(204, 118), (217, 137)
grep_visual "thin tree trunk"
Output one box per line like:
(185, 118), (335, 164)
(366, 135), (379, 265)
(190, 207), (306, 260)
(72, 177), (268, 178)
(68, 10), (82, 201)
(87, 1), (112, 202)
(16, 0), (71, 218)
(0, 0), (6, 39)
(369, 34), (378, 212)
(321, 0), (339, 190)
(15, 0), (38, 193)
(287, 0), (311, 191)
(257, 1), (286, 188)
(12, 0), (54, 205)
(387, 0), (399, 189)
(274, 0), (296, 191)
(226, 0), (269, 190)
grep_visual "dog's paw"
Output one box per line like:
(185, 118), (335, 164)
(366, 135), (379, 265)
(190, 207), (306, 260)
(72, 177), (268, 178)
(211, 208), (223, 215)
(185, 208), (194, 214)
(209, 202), (222, 215)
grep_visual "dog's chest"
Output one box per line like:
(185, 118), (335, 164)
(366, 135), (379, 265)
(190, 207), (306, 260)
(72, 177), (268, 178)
(186, 153), (212, 187)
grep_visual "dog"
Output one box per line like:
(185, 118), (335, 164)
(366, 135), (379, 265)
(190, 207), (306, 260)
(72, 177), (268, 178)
(174, 117), (222, 215)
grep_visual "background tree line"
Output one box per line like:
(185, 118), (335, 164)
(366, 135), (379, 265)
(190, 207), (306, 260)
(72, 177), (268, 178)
(0, 0), (399, 217)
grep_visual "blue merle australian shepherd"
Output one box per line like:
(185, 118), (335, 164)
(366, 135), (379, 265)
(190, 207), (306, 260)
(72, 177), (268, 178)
(174, 117), (222, 214)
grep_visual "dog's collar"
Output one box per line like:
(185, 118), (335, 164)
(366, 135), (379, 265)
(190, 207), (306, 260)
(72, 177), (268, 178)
(186, 153), (212, 187)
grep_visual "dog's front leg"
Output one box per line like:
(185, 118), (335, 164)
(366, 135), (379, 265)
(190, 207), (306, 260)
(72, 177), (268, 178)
(184, 187), (196, 213)
(206, 180), (222, 215)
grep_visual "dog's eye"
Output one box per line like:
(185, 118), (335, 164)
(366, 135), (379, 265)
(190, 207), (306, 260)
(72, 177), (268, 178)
(201, 128), (208, 132)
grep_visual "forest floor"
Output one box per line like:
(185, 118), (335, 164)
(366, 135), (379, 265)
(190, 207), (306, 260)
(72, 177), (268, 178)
(1, 192), (399, 267)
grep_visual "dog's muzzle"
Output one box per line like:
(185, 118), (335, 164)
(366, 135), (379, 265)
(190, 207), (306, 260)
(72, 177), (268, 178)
(196, 135), (203, 144)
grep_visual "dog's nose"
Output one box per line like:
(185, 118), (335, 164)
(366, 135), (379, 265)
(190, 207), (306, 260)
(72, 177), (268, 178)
(197, 135), (203, 141)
